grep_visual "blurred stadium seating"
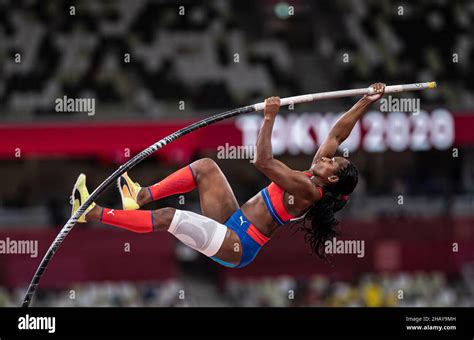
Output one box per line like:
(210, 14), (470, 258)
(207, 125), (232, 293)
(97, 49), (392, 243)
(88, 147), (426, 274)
(1, 0), (473, 119)
(1, 271), (473, 307)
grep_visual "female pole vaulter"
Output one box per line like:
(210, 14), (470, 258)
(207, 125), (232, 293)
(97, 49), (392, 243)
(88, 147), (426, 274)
(71, 83), (385, 268)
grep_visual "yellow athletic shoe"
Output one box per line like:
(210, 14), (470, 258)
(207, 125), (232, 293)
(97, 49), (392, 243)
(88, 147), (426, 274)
(71, 173), (96, 223)
(117, 172), (141, 210)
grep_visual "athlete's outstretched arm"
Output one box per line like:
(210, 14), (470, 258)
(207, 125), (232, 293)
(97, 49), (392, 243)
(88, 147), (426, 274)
(254, 97), (318, 200)
(312, 82), (385, 164)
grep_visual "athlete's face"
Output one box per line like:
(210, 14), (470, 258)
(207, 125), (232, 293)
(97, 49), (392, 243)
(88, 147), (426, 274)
(311, 156), (349, 185)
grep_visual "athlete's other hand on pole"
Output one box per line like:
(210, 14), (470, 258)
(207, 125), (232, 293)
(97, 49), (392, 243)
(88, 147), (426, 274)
(264, 96), (280, 120)
(364, 82), (385, 103)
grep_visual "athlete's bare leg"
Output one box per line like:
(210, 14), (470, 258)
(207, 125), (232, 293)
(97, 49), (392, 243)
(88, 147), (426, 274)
(137, 158), (239, 224)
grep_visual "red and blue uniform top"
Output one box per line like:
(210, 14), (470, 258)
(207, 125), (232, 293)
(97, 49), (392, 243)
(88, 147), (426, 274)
(260, 171), (324, 226)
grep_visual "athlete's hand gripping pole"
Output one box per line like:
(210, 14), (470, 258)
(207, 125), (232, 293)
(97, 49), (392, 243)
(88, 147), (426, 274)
(252, 81), (437, 111)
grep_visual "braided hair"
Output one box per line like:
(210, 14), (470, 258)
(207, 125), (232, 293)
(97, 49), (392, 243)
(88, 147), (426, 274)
(297, 161), (358, 259)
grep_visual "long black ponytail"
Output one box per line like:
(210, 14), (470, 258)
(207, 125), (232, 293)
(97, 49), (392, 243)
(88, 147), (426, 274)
(298, 162), (358, 259)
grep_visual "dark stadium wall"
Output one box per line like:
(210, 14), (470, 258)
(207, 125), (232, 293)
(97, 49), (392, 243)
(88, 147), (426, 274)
(0, 217), (472, 289)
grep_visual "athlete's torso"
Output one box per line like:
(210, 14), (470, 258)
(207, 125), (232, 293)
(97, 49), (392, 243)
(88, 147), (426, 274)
(240, 171), (322, 238)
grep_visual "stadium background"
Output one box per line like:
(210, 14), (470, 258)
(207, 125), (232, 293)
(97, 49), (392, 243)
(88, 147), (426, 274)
(0, 0), (473, 307)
